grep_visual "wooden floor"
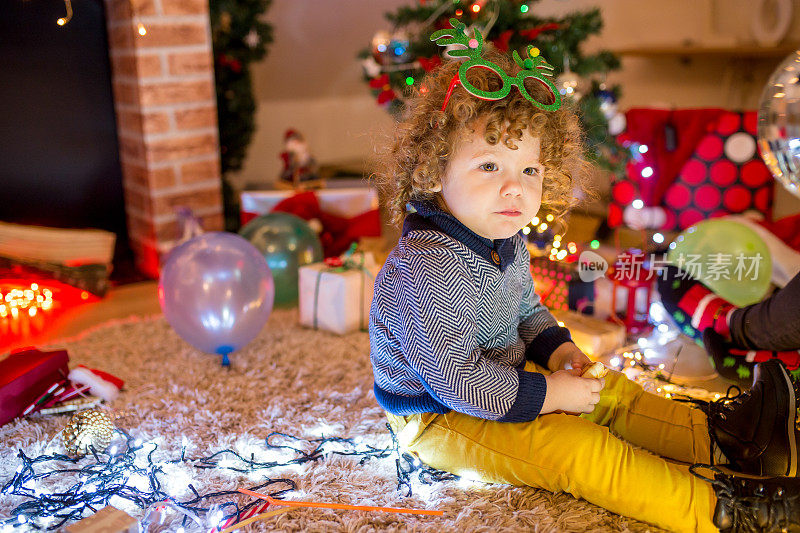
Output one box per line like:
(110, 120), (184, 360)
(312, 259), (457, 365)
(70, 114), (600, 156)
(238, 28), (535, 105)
(1, 281), (161, 355)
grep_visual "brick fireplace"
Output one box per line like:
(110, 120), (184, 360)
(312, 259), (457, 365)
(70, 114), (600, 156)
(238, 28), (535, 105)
(104, 0), (223, 278)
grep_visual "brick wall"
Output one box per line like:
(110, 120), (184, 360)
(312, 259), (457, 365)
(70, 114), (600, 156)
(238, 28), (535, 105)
(105, 0), (223, 278)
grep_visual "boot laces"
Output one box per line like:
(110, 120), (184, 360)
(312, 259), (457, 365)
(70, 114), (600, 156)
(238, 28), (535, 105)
(675, 385), (745, 421)
(714, 385), (748, 416)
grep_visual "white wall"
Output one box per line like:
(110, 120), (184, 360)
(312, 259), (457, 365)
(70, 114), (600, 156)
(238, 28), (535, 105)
(234, 0), (800, 216)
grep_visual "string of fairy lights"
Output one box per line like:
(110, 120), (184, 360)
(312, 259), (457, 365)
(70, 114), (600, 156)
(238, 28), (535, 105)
(0, 284), (54, 320)
(0, 425), (455, 531)
(55, 0), (147, 35)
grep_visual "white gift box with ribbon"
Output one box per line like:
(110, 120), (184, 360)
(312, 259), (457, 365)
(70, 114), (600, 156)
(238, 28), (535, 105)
(298, 252), (377, 335)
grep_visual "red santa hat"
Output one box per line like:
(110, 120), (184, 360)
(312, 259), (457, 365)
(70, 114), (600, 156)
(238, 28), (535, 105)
(68, 365), (124, 402)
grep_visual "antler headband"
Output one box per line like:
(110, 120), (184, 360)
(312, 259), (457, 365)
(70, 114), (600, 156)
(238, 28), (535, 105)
(430, 18), (562, 112)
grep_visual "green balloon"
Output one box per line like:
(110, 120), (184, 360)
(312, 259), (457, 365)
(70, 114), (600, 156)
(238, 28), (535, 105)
(239, 212), (323, 306)
(667, 219), (772, 307)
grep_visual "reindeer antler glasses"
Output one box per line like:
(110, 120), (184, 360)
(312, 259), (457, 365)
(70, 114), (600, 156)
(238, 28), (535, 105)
(430, 18), (562, 113)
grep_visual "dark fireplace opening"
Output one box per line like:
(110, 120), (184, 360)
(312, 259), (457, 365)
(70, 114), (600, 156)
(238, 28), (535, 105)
(0, 0), (143, 284)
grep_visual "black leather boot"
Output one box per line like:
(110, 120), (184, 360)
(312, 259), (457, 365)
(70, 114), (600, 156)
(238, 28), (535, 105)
(691, 463), (800, 532)
(704, 359), (799, 476)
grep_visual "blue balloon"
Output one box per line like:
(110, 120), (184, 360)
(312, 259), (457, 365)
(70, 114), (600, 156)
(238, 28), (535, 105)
(158, 232), (274, 365)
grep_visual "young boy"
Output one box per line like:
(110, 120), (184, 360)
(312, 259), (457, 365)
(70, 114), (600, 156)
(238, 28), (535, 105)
(369, 36), (800, 532)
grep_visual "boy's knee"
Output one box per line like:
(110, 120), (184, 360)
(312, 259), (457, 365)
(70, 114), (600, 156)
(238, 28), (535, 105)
(596, 369), (639, 404)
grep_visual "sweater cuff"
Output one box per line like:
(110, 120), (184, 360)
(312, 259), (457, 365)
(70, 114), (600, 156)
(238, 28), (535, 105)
(497, 370), (547, 423)
(525, 325), (572, 367)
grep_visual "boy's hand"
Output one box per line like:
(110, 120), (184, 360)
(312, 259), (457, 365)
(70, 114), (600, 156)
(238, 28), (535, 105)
(547, 342), (592, 374)
(540, 368), (604, 415)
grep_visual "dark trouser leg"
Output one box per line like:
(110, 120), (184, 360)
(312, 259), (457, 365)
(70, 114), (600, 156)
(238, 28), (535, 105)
(730, 272), (800, 351)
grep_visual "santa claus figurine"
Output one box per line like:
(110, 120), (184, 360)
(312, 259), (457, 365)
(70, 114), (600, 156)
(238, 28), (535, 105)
(279, 129), (323, 189)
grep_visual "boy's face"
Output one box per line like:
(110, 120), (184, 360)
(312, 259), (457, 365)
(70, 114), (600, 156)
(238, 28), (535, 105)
(440, 123), (544, 240)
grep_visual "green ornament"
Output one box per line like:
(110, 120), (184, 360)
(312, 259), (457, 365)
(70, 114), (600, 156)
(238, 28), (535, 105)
(430, 19), (561, 111)
(723, 356), (736, 368)
(682, 324), (694, 337)
(790, 368), (800, 381)
(674, 310), (686, 322)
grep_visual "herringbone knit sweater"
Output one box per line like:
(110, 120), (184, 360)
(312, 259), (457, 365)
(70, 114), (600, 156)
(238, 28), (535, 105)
(369, 201), (572, 422)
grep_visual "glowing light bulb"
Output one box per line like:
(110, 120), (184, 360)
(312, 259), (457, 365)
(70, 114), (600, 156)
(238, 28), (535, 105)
(641, 166), (654, 178)
(520, 4), (529, 12)
(590, 239), (600, 249)
(639, 144), (649, 153)
(471, 3), (481, 13)
(632, 199), (644, 209)
(532, 216), (539, 225)
(538, 223), (548, 231)
(652, 232), (664, 244)
(545, 214), (554, 222)
(138, 23), (147, 36)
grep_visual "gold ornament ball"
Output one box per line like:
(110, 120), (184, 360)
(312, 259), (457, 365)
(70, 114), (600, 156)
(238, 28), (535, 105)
(62, 409), (115, 457)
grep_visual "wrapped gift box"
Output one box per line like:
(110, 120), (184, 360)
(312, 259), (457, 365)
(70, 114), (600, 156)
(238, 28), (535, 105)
(552, 310), (626, 358)
(241, 187), (379, 225)
(0, 348), (69, 426)
(298, 256), (376, 335)
(530, 256), (594, 313)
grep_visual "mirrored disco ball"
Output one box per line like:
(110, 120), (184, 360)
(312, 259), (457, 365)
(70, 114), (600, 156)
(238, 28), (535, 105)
(758, 49), (800, 200)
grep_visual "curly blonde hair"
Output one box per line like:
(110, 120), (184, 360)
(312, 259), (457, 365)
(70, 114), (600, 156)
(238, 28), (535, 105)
(374, 47), (587, 228)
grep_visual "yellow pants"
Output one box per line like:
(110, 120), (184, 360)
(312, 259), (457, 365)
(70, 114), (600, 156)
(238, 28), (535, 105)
(386, 362), (718, 533)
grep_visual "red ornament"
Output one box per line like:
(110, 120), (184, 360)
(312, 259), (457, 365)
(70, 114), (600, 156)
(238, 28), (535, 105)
(377, 88), (396, 105)
(418, 56), (442, 72)
(519, 23), (560, 41)
(369, 74), (390, 89)
(491, 30), (514, 52)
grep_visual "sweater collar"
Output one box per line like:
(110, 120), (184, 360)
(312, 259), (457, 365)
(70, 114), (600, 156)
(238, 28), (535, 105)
(402, 199), (517, 271)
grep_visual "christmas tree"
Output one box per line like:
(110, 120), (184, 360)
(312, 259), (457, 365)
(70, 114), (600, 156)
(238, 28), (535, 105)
(209, 0), (273, 230)
(358, 0), (628, 177)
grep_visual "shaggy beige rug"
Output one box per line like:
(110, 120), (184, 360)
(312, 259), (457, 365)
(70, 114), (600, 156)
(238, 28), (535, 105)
(0, 310), (664, 532)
